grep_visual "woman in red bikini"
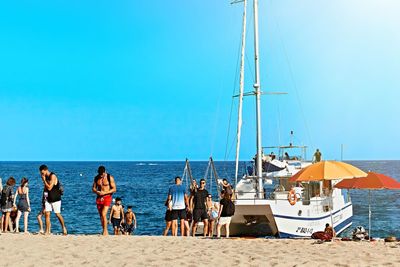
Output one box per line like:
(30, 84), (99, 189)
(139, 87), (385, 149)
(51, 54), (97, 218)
(92, 166), (116, 235)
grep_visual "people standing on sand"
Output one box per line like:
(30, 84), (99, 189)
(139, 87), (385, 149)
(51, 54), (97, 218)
(163, 199), (173, 236)
(1, 177), (16, 232)
(191, 179), (209, 237)
(92, 166), (116, 236)
(122, 205), (137, 235)
(206, 194), (218, 237)
(109, 197), (124, 235)
(313, 149), (322, 163)
(39, 165), (67, 235)
(186, 179), (198, 236)
(13, 178), (31, 233)
(217, 190), (235, 238)
(167, 176), (189, 236)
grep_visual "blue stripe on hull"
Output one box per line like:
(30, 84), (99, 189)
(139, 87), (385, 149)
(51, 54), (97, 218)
(274, 203), (352, 221)
(278, 216), (353, 238)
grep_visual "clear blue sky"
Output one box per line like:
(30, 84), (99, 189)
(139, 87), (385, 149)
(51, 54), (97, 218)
(0, 0), (399, 161)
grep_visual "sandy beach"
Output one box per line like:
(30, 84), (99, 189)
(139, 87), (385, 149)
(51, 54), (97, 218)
(1, 234), (399, 267)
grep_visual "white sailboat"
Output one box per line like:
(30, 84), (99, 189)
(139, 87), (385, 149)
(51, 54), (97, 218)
(229, 0), (353, 237)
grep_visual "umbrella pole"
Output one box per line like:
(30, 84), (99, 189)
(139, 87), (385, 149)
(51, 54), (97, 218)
(368, 190), (371, 241)
(330, 192), (334, 236)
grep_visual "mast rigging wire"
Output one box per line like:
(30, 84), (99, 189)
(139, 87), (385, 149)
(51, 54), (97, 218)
(223, 33), (242, 162)
(268, 0), (314, 150)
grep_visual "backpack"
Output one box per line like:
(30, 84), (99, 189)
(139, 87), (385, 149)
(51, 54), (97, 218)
(58, 180), (64, 195)
(49, 173), (64, 196)
(0, 187), (11, 206)
(0, 188), (7, 206)
(95, 173), (112, 195)
(224, 199), (235, 216)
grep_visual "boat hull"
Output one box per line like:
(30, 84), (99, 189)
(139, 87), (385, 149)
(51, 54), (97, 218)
(229, 201), (353, 237)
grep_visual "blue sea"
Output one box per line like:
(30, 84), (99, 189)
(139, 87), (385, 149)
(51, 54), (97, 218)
(0, 161), (399, 237)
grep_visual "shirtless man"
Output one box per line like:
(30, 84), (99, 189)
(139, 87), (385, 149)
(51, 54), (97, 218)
(109, 197), (124, 235)
(122, 206), (137, 235)
(92, 166), (116, 236)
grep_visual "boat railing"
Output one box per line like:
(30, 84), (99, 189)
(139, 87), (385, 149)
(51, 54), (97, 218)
(234, 190), (335, 211)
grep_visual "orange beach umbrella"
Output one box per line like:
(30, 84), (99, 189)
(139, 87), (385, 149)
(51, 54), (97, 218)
(334, 172), (400, 239)
(335, 172), (400, 190)
(289, 161), (367, 182)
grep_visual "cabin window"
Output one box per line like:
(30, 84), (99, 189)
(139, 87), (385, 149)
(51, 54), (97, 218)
(309, 182), (320, 198)
(279, 178), (290, 191)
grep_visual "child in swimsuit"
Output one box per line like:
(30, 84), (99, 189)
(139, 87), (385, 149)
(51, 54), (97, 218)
(122, 205), (137, 235)
(37, 191), (48, 234)
(109, 197), (124, 235)
(207, 199), (219, 237)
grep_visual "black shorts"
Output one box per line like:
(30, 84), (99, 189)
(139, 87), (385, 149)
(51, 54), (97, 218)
(165, 210), (173, 222)
(171, 209), (187, 220)
(193, 209), (209, 223)
(122, 223), (135, 234)
(186, 211), (193, 222)
(111, 217), (122, 228)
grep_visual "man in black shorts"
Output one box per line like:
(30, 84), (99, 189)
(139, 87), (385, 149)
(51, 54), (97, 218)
(191, 179), (209, 237)
(167, 176), (189, 236)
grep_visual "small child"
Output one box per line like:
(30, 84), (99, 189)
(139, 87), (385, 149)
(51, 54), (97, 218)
(37, 191), (47, 234)
(109, 197), (124, 235)
(122, 206), (137, 235)
(37, 208), (45, 234)
(208, 202), (219, 237)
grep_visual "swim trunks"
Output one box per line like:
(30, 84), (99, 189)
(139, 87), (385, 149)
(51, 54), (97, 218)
(171, 209), (187, 220)
(96, 195), (112, 211)
(45, 200), (62, 214)
(165, 209), (173, 222)
(123, 223), (135, 234)
(193, 209), (209, 223)
(111, 217), (122, 228)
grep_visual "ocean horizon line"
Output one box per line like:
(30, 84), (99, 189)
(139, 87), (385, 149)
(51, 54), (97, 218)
(0, 159), (399, 162)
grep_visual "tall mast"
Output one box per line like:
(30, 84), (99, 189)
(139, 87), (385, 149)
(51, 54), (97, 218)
(234, 0), (247, 185)
(253, 0), (263, 198)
